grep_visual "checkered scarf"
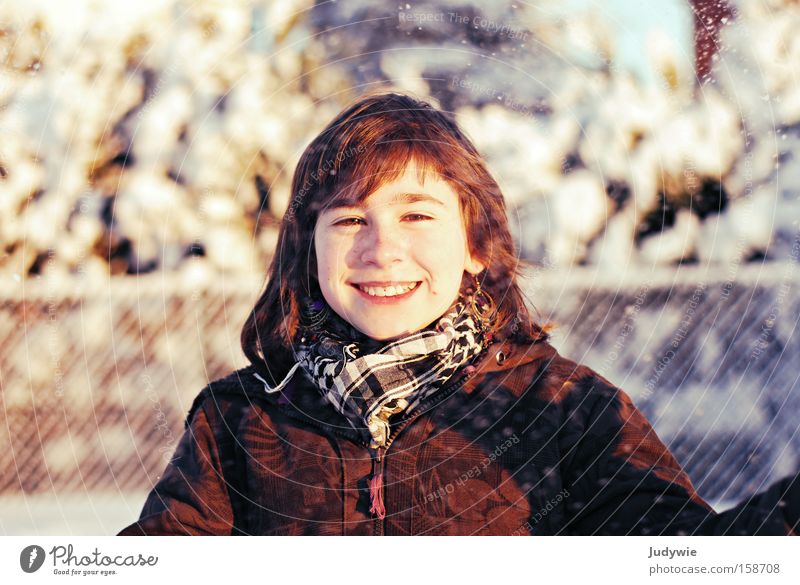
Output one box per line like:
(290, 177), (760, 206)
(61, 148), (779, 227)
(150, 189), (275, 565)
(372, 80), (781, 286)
(254, 293), (488, 449)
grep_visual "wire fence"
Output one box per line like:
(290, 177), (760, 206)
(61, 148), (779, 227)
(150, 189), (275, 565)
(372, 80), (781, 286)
(1, 264), (798, 511)
(0, 275), (262, 497)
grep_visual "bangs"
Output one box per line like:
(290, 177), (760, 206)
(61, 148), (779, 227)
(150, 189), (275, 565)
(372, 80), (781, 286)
(311, 139), (462, 216)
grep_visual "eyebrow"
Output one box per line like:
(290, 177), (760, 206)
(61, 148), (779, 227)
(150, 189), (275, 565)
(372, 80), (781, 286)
(390, 192), (446, 206)
(329, 192), (446, 211)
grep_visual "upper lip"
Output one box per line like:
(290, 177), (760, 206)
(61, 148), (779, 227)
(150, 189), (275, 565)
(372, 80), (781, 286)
(351, 281), (420, 287)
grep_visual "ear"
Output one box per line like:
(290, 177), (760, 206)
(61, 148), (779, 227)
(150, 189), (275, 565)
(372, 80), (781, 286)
(464, 254), (485, 276)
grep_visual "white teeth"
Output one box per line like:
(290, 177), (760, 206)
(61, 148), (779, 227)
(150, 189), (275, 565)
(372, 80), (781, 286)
(358, 282), (418, 297)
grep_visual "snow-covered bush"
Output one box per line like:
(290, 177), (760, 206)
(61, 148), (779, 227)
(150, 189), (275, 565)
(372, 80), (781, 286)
(0, 0), (329, 280)
(1, 0), (798, 280)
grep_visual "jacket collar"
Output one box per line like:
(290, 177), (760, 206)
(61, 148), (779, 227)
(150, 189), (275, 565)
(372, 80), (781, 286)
(461, 338), (558, 394)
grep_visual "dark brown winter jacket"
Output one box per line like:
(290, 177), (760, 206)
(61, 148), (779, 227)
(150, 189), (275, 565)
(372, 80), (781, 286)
(118, 337), (799, 535)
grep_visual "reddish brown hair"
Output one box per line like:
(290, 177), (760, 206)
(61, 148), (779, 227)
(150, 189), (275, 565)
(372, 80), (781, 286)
(241, 91), (548, 381)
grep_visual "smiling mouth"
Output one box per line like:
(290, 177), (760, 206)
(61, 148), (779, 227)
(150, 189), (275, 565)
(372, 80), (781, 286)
(351, 282), (421, 298)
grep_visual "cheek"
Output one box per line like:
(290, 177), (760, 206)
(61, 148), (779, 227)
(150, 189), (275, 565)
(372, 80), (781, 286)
(415, 232), (467, 274)
(313, 237), (327, 280)
(315, 234), (345, 274)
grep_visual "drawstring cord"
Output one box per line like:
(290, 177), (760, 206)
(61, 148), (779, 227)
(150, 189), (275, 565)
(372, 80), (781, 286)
(253, 362), (302, 394)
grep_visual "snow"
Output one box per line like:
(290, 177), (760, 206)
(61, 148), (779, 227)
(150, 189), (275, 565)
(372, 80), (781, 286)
(0, 492), (149, 536)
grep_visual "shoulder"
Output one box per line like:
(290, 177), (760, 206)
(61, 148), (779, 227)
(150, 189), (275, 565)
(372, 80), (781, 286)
(184, 365), (274, 430)
(526, 346), (630, 425)
(505, 349), (664, 468)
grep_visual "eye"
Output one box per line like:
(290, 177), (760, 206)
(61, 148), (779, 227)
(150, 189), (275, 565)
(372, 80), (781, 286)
(333, 217), (366, 227)
(404, 213), (434, 222)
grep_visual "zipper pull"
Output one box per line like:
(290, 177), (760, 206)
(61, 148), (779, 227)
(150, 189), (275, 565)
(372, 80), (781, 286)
(368, 447), (386, 520)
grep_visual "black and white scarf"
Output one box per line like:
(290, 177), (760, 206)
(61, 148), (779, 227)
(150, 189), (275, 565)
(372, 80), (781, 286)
(253, 293), (489, 449)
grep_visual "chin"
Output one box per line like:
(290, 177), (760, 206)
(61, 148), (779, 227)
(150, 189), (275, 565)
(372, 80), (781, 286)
(358, 323), (416, 341)
(363, 329), (408, 341)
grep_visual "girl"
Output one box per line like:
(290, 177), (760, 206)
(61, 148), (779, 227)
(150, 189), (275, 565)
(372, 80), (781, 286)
(120, 92), (799, 535)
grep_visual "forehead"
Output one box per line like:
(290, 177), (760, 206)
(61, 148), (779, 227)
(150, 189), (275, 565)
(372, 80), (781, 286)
(324, 162), (460, 212)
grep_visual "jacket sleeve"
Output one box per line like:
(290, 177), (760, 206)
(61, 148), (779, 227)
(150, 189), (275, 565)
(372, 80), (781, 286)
(118, 394), (235, 535)
(557, 371), (800, 535)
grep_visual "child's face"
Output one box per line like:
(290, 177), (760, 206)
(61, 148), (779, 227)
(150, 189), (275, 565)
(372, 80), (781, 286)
(314, 161), (484, 341)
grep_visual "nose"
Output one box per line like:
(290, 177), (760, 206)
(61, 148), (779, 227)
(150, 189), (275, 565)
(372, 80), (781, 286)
(358, 221), (406, 267)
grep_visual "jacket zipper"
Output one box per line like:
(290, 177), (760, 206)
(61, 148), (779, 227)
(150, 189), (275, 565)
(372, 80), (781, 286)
(367, 363), (480, 534)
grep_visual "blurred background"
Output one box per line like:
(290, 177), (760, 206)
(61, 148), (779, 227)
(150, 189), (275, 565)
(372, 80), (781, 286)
(1, 0), (798, 534)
